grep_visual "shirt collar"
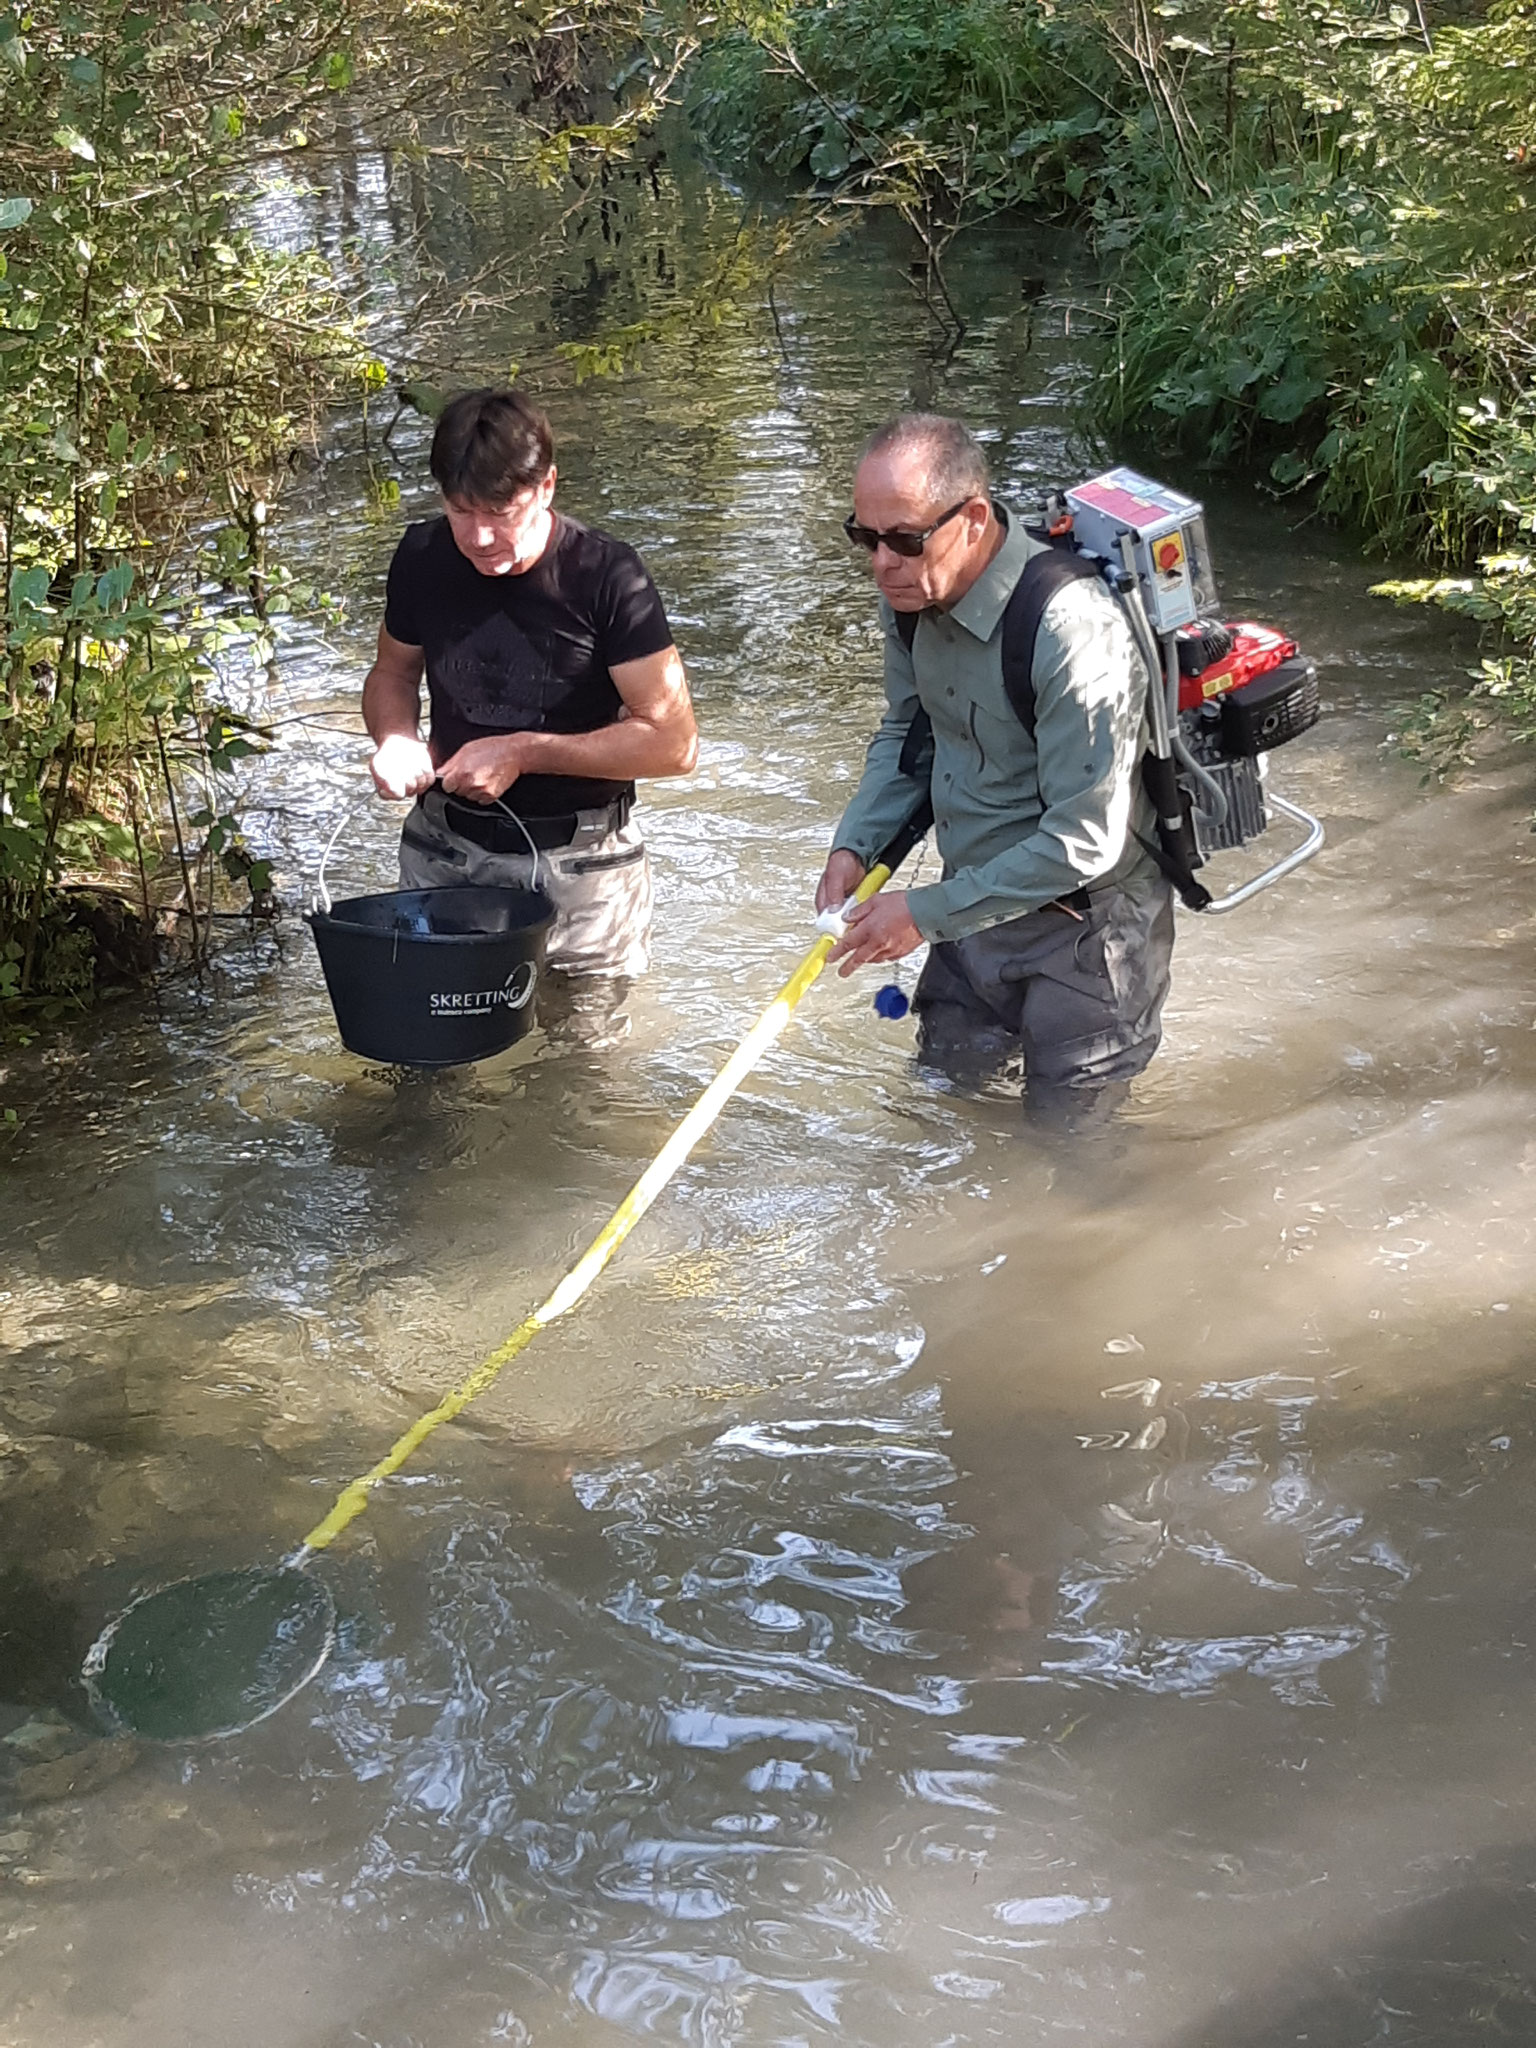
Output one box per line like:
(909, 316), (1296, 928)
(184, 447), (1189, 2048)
(946, 504), (1040, 643)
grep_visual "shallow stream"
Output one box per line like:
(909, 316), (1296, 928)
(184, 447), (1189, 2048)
(3, 173), (1536, 2047)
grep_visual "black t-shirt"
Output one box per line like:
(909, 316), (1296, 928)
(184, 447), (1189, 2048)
(383, 512), (674, 817)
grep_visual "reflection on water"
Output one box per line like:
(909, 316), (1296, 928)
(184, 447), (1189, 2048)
(4, 158), (1536, 2048)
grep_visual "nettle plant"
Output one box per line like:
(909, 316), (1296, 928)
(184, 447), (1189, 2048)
(1375, 395), (1536, 773)
(1073, 0), (1536, 759)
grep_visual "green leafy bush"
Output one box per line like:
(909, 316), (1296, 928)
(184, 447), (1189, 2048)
(0, 0), (380, 996)
(690, 0), (1113, 267)
(1083, 0), (1536, 746)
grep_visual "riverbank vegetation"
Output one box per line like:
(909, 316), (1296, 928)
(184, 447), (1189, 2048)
(0, 0), (367, 1004)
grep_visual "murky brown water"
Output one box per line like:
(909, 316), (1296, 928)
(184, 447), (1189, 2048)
(4, 159), (1536, 2047)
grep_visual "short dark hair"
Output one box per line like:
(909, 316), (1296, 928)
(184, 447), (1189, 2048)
(430, 387), (555, 507)
(860, 413), (990, 507)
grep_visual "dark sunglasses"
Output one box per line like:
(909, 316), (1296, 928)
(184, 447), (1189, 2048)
(842, 497), (975, 558)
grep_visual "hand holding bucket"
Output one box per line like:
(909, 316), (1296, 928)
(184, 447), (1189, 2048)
(368, 732), (436, 803)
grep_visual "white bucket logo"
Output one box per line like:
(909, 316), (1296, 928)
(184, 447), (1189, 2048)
(430, 962), (537, 1018)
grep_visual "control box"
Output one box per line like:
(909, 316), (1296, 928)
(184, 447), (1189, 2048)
(1064, 467), (1217, 633)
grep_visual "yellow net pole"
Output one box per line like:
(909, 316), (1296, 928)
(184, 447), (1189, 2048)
(297, 859), (897, 1557)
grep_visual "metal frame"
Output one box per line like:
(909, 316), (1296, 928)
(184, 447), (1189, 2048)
(1148, 618), (1326, 916)
(1199, 788), (1326, 913)
(1081, 534), (1328, 920)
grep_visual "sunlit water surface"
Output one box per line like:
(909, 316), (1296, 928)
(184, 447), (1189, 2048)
(3, 171), (1536, 2048)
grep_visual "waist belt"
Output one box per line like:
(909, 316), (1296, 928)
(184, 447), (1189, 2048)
(1044, 878), (1134, 919)
(1047, 885), (1094, 918)
(440, 791), (631, 854)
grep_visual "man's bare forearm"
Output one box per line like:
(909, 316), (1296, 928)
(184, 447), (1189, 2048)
(363, 664), (425, 747)
(499, 716), (698, 784)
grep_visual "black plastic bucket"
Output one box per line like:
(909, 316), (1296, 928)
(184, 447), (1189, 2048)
(307, 884), (555, 1067)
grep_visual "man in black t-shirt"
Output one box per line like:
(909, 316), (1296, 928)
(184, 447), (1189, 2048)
(363, 386), (698, 977)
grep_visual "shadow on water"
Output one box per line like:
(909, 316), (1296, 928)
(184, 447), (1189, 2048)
(0, 1569), (94, 1716)
(1165, 1845), (1536, 2044)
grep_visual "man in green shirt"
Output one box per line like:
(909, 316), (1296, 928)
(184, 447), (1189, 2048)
(817, 413), (1175, 1126)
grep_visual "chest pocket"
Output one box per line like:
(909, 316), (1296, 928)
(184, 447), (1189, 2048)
(438, 612), (553, 729)
(968, 700), (1037, 805)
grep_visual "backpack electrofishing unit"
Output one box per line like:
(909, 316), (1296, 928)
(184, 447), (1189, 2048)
(897, 466), (1325, 912)
(1062, 466), (1324, 911)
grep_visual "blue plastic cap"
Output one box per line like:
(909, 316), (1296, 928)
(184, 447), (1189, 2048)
(873, 983), (910, 1020)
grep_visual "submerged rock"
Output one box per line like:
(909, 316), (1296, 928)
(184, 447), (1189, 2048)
(2, 1711), (79, 1763)
(11, 1734), (138, 1807)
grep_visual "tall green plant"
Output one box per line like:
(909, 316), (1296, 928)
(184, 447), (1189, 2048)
(1080, 0), (1536, 752)
(0, 0), (383, 997)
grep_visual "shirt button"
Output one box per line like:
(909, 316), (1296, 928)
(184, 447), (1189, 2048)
(946, 686), (955, 697)
(941, 772), (952, 784)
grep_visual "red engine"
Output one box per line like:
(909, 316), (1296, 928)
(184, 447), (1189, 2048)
(1176, 622), (1296, 711)
(1173, 620), (1322, 856)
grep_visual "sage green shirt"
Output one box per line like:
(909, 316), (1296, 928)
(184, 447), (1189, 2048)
(832, 505), (1156, 943)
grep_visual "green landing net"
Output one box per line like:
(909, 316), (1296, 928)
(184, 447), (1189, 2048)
(84, 1569), (335, 1743)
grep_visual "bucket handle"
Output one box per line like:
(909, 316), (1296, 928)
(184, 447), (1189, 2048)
(311, 788), (550, 916)
(312, 798), (370, 917)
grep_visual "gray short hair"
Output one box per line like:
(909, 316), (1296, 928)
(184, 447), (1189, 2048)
(859, 413), (991, 507)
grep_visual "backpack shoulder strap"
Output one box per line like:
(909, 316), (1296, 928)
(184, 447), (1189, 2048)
(890, 552), (1103, 780)
(893, 608), (930, 779)
(1000, 549), (1105, 737)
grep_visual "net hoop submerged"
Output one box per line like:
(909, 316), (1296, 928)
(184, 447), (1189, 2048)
(83, 1567), (336, 1744)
